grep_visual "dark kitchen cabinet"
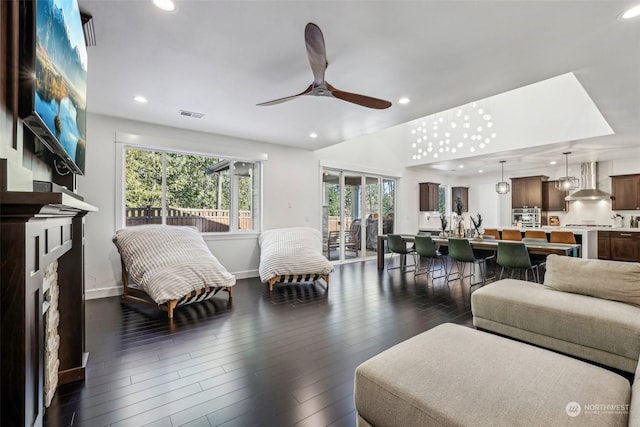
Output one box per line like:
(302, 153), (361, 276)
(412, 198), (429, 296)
(600, 230), (640, 262)
(611, 174), (640, 210)
(511, 176), (548, 208)
(451, 187), (468, 213)
(609, 231), (640, 262)
(420, 182), (440, 212)
(598, 231), (610, 260)
(543, 181), (568, 211)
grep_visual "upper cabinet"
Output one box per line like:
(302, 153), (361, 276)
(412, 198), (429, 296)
(419, 182), (440, 212)
(542, 181), (568, 211)
(511, 176), (548, 209)
(451, 187), (469, 213)
(611, 174), (640, 210)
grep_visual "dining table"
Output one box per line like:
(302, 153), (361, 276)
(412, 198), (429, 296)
(376, 234), (582, 271)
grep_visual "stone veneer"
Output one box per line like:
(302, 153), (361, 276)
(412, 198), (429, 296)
(43, 261), (60, 408)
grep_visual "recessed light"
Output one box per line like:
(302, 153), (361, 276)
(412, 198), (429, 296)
(133, 95), (148, 103)
(152, 0), (176, 12)
(309, 132), (318, 139)
(459, 165), (464, 169)
(549, 160), (557, 165)
(478, 169), (483, 173)
(620, 4), (640, 20)
(398, 97), (411, 105)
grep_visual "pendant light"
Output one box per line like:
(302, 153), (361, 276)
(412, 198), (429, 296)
(495, 160), (510, 194)
(556, 152), (579, 191)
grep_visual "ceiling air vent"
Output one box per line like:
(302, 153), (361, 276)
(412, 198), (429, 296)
(179, 110), (205, 119)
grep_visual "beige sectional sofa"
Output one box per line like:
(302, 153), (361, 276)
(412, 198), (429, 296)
(354, 323), (637, 426)
(472, 254), (640, 373)
(354, 255), (640, 426)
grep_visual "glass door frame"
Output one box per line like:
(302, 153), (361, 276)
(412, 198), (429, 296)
(321, 167), (396, 264)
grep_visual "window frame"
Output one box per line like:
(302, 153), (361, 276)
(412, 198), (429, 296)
(115, 141), (263, 234)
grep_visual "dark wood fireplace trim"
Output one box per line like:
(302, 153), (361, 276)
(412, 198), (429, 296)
(1, 191), (97, 427)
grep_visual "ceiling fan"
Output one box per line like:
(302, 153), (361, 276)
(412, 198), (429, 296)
(257, 23), (392, 110)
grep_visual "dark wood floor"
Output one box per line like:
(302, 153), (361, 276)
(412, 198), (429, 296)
(45, 259), (477, 427)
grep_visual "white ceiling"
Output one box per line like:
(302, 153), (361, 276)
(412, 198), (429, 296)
(80, 0), (640, 173)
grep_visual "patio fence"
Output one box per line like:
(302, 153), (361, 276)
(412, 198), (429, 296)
(126, 207), (252, 232)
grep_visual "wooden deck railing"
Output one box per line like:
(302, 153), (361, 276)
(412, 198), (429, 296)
(126, 207), (251, 232)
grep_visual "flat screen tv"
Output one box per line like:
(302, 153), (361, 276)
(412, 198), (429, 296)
(19, 0), (88, 174)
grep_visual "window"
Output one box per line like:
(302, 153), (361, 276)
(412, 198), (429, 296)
(124, 147), (260, 232)
(439, 185), (447, 214)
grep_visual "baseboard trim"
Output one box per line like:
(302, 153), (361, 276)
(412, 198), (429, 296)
(234, 269), (259, 280)
(84, 270), (259, 300)
(85, 285), (122, 300)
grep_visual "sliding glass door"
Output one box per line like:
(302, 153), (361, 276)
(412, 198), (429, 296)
(322, 168), (395, 262)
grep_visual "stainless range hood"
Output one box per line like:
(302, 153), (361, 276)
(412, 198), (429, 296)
(565, 162), (611, 201)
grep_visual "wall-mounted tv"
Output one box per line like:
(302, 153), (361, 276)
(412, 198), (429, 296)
(19, 0), (88, 175)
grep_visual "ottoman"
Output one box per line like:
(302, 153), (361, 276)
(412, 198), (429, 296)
(354, 323), (632, 427)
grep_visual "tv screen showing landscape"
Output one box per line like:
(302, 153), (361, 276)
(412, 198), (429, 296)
(33, 0), (88, 174)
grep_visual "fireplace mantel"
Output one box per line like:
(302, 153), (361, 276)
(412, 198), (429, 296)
(1, 191), (97, 427)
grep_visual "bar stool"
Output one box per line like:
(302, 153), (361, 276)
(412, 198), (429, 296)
(550, 231), (576, 244)
(483, 228), (501, 240)
(501, 229), (523, 241)
(524, 230), (547, 240)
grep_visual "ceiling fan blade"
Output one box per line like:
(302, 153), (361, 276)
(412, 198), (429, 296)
(257, 85), (313, 106)
(327, 83), (392, 109)
(305, 23), (327, 85)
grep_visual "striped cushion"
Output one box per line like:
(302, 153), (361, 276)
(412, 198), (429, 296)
(113, 225), (236, 304)
(258, 227), (334, 283)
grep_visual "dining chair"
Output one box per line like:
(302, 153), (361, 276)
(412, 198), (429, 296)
(386, 234), (416, 272)
(524, 229), (547, 240)
(497, 241), (540, 283)
(413, 235), (446, 279)
(501, 229), (523, 241)
(521, 237), (549, 273)
(550, 231), (577, 244)
(483, 228), (501, 240)
(446, 238), (489, 286)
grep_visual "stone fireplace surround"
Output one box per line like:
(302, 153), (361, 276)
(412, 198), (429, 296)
(43, 261), (60, 407)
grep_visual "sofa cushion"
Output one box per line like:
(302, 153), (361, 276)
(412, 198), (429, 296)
(354, 323), (630, 427)
(544, 254), (640, 307)
(472, 279), (640, 372)
(630, 358), (640, 426)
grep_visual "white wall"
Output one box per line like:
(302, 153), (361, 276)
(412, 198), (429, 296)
(314, 126), (443, 234)
(75, 112), (640, 299)
(79, 113), (320, 298)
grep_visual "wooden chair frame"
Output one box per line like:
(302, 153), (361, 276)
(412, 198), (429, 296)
(120, 259), (233, 319)
(267, 273), (330, 292)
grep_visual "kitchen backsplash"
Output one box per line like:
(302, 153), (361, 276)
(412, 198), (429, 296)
(419, 200), (639, 229)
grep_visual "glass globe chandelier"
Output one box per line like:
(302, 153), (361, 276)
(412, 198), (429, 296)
(410, 100), (497, 161)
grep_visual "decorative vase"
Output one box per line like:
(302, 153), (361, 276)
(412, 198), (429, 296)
(454, 216), (465, 238)
(439, 231), (448, 238)
(473, 229), (484, 241)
